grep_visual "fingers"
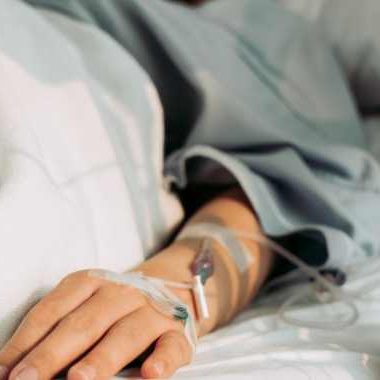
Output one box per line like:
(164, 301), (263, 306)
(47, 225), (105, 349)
(0, 271), (100, 368)
(141, 330), (193, 379)
(7, 284), (145, 380)
(67, 307), (173, 380)
(1, 269), (193, 380)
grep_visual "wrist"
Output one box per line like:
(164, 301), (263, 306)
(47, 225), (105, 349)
(132, 242), (200, 331)
(133, 239), (232, 336)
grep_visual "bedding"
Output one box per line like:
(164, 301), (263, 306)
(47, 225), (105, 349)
(26, 0), (380, 270)
(0, 0), (183, 347)
(1, 0), (380, 378)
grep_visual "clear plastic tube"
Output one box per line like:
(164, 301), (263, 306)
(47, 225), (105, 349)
(178, 223), (360, 331)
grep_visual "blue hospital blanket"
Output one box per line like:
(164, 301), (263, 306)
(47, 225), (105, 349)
(24, 0), (380, 270)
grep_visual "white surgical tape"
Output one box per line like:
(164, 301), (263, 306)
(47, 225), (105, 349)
(177, 224), (254, 272)
(88, 270), (198, 354)
(176, 222), (359, 331)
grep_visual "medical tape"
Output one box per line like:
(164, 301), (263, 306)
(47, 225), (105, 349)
(88, 270), (198, 354)
(176, 223), (254, 273)
(176, 222), (359, 330)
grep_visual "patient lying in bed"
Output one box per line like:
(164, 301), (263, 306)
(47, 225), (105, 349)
(1, 0), (380, 379)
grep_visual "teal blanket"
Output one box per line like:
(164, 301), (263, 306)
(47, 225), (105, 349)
(25, 0), (380, 272)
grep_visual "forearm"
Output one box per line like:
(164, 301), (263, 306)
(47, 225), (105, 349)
(136, 188), (275, 336)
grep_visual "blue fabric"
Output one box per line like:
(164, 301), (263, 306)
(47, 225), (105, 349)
(25, 0), (380, 270)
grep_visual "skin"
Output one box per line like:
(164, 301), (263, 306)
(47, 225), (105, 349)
(0, 188), (274, 379)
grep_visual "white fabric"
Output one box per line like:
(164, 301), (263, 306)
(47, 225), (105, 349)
(0, 1), (184, 347)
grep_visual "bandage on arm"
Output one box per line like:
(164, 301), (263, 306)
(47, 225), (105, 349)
(136, 187), (275, 335)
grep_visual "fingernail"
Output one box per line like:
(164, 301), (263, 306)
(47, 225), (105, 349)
(70, 365), (96, 380)
(0, 365), (8, 380)
(14, 367), (39, 380)
(152, 361), (165, 377)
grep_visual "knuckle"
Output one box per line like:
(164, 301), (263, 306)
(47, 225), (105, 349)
(1, 341), (24, 358)
(126, 289), (146, 308)
(60, 270), (88, 285)
(160, 315), (180, 332)
(159, 357), (172, 372)
(21, 350), (57, 377)
(162, 330), (178, 342)
(118, 283), (140, 298)
(100, 283), (146, 309)
(167, 331), (191, 363)
(58, 312), (91, 335)
(27, 351), (49, 367)
(22, 306), (54, 333)
(110, 319), (144, 342)
(101, 283), (131, 298)
(68, 362), (96, 379)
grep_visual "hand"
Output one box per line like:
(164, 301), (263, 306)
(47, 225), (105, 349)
(0, 270), (193, 380)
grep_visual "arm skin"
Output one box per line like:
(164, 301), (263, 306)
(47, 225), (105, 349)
(0, 188), (274, 380)
(137, 187), (275, 336)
